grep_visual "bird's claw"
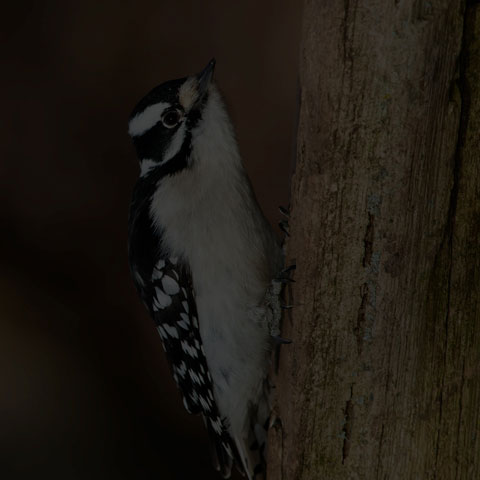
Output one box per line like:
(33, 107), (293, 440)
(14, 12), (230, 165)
(279, 205), (290, 218)
(272, 334), (292, 345)
(278, 220), (290, 237)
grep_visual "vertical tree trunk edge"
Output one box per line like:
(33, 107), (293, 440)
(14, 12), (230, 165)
(267, 2), (480, 480)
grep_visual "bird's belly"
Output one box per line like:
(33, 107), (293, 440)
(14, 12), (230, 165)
(193, 271), (270, 434)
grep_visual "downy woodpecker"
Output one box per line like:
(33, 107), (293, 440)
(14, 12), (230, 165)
(127, 59), (283, 479)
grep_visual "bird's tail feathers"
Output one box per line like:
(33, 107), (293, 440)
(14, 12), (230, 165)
(233, 385), (271, 480)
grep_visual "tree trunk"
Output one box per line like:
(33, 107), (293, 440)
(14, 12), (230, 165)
(267, 2), (480, 479)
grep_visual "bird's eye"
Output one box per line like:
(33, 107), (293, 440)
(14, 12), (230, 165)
(162, 109), (182, 128)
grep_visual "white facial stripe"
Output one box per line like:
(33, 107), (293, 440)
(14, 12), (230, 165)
(162, 123), (186, 164)
(140, 158), (157, 176)
(128, 102), (170, 137)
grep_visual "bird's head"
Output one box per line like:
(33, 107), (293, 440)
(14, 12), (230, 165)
(128, 59), (225, 177)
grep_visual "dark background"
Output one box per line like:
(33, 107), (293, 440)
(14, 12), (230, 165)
(0, 2), (301, 479)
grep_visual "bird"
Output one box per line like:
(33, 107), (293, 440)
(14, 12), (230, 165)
(127, 59), (284, 479)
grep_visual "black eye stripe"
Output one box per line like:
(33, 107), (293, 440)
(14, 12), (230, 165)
(186, 92), (208, 129)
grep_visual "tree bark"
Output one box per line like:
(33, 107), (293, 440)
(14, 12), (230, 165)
(268, 1), (480, 479)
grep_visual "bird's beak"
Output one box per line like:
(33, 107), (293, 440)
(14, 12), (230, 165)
(197, 58), (216, 98)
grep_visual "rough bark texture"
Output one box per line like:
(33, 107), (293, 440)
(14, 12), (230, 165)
(268, 1), (480, 479)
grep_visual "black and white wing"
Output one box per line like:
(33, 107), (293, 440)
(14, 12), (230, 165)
(134, 254), (240, 477)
